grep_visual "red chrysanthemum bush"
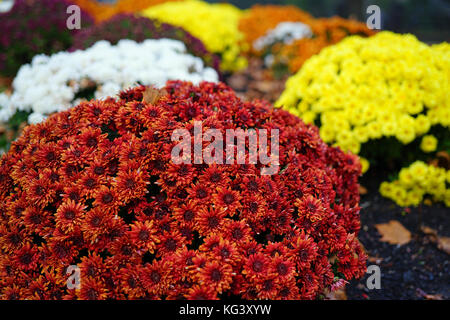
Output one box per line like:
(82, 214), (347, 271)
(0, 81), (366, 300)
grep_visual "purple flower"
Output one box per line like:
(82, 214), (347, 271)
(0, 0), (94, 77)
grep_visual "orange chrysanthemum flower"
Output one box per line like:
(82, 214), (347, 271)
(129, 221), (158, 253)
(279, 16), (376, 72)
(239, 4), (314, 52)
(0, 81), (365, 299)
(55, 200), (85, 232)
(199, 260), (233, 294)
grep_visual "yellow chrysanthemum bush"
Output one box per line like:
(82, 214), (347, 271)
(141, 0), (247, 72)
(276, 32), (450, 206)
(380, 161), (450, 207)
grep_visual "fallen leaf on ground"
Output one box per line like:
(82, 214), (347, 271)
(252, 81), (273, 92)
(429, 151), (450, 170)
(416, 288), (444, 300)
(375, 220), (411, 245)
(367, 256), (383, 264)
(0, 76), (12, 89)
(227, 74), (247, 91)
(421, 225), (450, 255)
(421, 225), (437, 237)
(437, 237), (450, 255)
(325, 289), (347, 300)
(358, 185), (368, 195)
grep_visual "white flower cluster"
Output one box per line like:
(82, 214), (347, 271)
(0, 39), (219, 124)
(253, 22), (313, 51)
(0, 94), (14, 122)
(0, 0), (14, 13)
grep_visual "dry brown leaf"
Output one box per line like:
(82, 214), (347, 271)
(416, 288), (444, 300)
(437, 237), (450, 255)
(421, 225), (437, 236)
(142, 87), (168, 105)
(375, 220), (411, 245)
(436, 151), (450, 170)
(252, 81), (273, 92)
(328, 254), (337, 264)
(429, 151), (450, 170)
(367, 256), (383, 264)
(325, 289), (347, 300)
(358, 185), (368, 195)
(421, 225), (450, 255)
(227, 74), (248, 91)
(421, 225), (438, 242)
(424, 293), (444, 300)
(0, 76), (13, 89)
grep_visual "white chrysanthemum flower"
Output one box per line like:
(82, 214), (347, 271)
(28, 113), (47, 125)
(0, 93), (14, 122)
(1, 39), (219, 124)
(0, 0), (14, 13)
(95, 82), (122, 100)
(253, 22), (313, 51)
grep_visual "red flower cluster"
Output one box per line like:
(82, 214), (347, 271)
(0, 81), (366, 300)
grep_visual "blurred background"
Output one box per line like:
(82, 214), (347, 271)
(208, 0), (450, 43)
(25, 0), (448, 42)
(207, 0), (450, 43)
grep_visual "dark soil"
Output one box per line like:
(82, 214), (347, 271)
(346, 183), (450, 300)
(225, 57), (288, 104)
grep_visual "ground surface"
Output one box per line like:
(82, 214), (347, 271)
(346, 186), (449, 300)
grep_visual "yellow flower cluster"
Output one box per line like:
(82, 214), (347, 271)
(380, 161), (450, 207)
(420, 135), (438, 153)
(141, 0), (247, 72)
(276, 32), (450, 159)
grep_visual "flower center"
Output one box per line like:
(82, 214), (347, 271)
(183, 210), (194, 221)
(210, 269), (222, 282)
(223, 193), (235, 205)
(252, 260), (263, 273)
(150, 271), (161, 284)
(102, 193), (113, 204)
(277, 263), (288, 276)
(138, 230), (149, 241)
(64, 210), (75, 220)
(164, 238), (177, 252)
(207, 216), (219, 229)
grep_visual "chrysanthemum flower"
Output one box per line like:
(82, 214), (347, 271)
(244, 253), (270, 280)
(196, 207), (226, 236)
(172, 201), (197, 227)
(55, 200), (85, 233)
(0, 81), (365, 299)
(214, 187), (242, 216)
(79, 278), (108, 300)
(141, 260), (172, 296)
(199, 261), (233, 294)
(129, 221), (158, 253)
(186, 284), (217, 300)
